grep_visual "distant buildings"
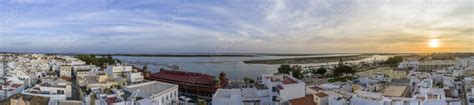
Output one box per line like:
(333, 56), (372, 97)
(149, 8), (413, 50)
(398, 59), (420, 70)
(398, 59), (459, 71)
(417, 60), (458, 71)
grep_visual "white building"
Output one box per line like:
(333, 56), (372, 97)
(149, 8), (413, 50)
(59, 65), (72, 77)
(467, 87), (474, 105)
(21, 77), (72, 101)
(73, 65), (97, 71)
(125, 72), (144, 83)
(313, 92), (329, 105)
(327, 92), (350, 105)
(212, 89), (244, 105)
(0, 77), (27, 100)
(398, 60), (419, 70)
(87, 89), (143, 105)
(417, 60), (458, 71)
(416, 88), (448, 105)
(105, 65), (133, 78)
(351, 91), (391, 105)
(77, 72), (121, 89)
(124, 81), (179, 105)
(261, 73), (305, 102)
(212, 86), (273, 105)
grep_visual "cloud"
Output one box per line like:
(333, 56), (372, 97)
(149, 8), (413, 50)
(0, 0), (472, 53)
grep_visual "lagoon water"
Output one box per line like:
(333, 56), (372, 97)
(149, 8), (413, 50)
(113, 54), (390, 80)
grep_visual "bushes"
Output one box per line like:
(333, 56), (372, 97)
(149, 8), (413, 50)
(386, 56), (403, 67)
(75, 54), (119, 67)
(328, 76), (356, 83)
(277, 64), (304, 79)
(314, 68), (327, 75)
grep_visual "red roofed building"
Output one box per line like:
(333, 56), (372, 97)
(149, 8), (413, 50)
(11, 84), (23, 88)
(106, 96), (118, 105)
(145, 69), (228, 101)
(289, 95), (317, 105)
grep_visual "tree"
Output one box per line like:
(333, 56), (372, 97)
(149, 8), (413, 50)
(198, 100), (207, 105)
(291, 65), (304, 79)
(386, 56), (403, 67)
(277, 64), (292, 74)
(315, 68), (327, 75)
(75, 54), (118, 67)
(243, 77), (254, 83)
(333, 58), (355, 77)
(243, 77), (255, 86)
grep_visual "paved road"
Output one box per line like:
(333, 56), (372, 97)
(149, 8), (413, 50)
(70, 73), (80, 100)
(462, 81), (468, 105)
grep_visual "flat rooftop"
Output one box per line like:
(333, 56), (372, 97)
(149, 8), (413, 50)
(282, 77), (298, 84)
(383, 85), (408, 97)
(265, 75), (300, 85)
(314, 92), (328, 98)
(241, 88), (270, 98)
(213, 89), (241, 99)
(214, 89), (232, 98)
(125, 81), (177, 97)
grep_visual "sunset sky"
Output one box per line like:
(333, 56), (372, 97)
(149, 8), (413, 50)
(0, 0), (472, 53)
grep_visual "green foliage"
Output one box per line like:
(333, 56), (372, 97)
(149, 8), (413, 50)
(291, 65), (304, 79)
(277, 64), (305, 79)
(333, 63), (355, 77)
(331, 57), (355, 77)
(277, 64), (292, 74)
(111, 84), (122, 89)
(328, 76), (356, 83)
(243, 77), (255, 84)
(198, 100), (207, 105)
(315, 68), (327, 75)
(386, 56), (403, 66)
(85, 88), (92, 95)
(75, 54), (119, 67)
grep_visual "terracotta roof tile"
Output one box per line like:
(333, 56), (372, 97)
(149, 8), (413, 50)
(150, 70), (215, 85)
(289, 95), (316, 105)
(314, 92), (328, 97)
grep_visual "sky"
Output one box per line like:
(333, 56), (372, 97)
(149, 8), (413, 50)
(0, 0), (472, 54)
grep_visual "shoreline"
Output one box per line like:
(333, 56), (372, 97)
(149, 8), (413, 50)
(243, 55), (372, 64)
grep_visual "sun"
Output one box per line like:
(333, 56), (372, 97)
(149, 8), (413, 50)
(429, 39), (440, 48)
